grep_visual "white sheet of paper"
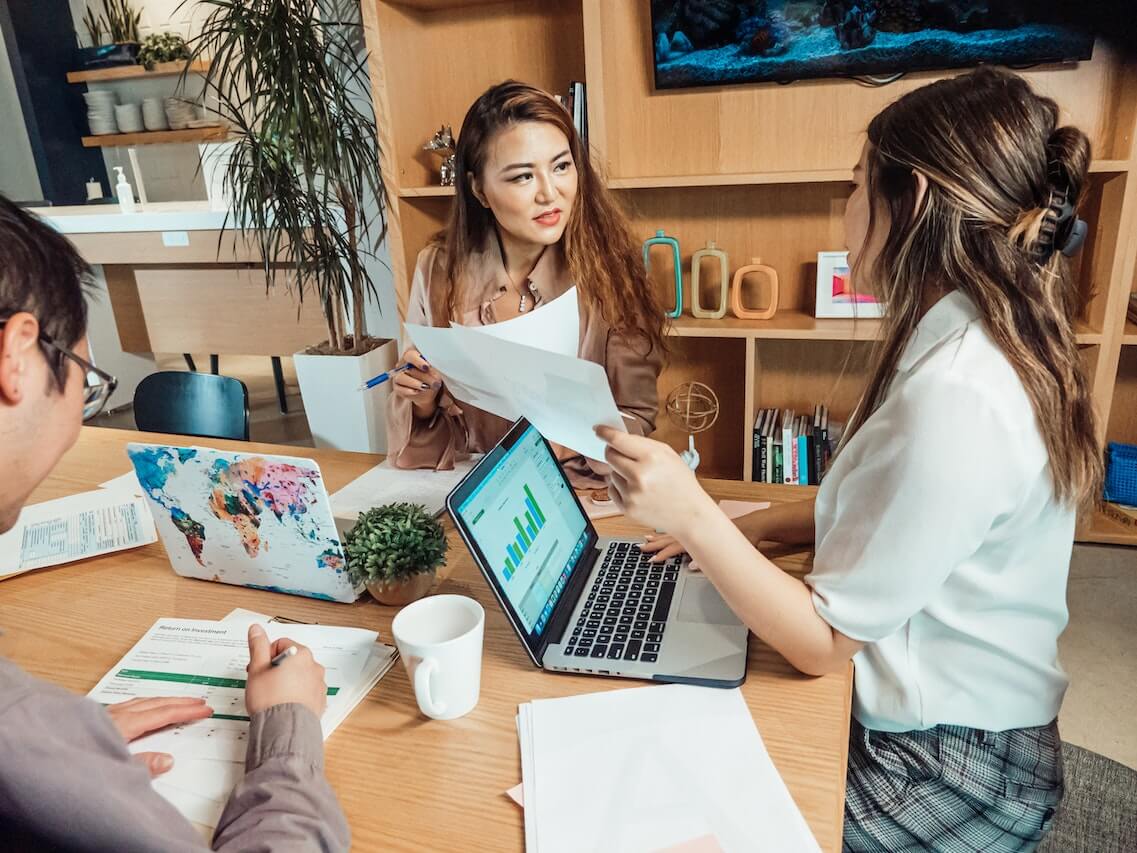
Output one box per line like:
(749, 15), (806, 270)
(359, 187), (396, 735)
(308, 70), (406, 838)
(459, 286), (580, 357)
(406, 322), (625, 461)
(330, 456), (481, 522)
(0, 488), (157, 579)
(523, 685), (820, 853)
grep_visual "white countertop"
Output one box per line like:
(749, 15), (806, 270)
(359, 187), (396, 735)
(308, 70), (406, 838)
(31, 201), (232, 234)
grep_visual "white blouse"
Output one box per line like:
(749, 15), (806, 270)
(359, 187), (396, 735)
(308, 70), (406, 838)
(806, 290), (1073, 733)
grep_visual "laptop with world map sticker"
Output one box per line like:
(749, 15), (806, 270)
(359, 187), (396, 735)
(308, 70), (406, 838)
(127, 443), (362, 602)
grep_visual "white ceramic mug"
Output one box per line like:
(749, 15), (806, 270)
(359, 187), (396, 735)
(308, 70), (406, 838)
(392, 594), (484, 720)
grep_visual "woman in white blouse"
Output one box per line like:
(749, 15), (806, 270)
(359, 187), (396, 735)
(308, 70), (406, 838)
(597, 68), (1101, 852)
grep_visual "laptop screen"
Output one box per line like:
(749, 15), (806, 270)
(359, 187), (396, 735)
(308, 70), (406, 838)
(453, 423), (590, 637)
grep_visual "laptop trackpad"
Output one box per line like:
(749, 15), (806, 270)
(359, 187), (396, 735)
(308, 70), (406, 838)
(677, 577), (738, 625)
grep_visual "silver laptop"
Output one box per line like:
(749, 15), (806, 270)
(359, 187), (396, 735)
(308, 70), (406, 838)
(446, 418), (748, 688)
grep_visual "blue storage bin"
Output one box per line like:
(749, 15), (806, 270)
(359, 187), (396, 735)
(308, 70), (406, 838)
(1104, 442), (1137, 506)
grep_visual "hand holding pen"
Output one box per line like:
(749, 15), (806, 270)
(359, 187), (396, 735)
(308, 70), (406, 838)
(244, 624), (328, 718)
(385, 347), (445, 419)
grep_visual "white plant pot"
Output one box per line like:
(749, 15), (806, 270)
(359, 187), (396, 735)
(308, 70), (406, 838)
(293, 339), (397, 454)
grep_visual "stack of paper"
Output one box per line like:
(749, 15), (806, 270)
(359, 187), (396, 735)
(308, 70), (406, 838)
(0, 486), (156, 580)
(88, 609), (397, 830)
(515, 685), (819, 852)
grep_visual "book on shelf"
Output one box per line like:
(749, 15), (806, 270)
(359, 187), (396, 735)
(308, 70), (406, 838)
(751, 405), (839, 485)
(781, 408), (795, 484)
(558, 81), (588, 146)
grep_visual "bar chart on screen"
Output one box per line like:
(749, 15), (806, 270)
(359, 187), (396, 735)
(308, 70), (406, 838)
(503, 484), (547, 580)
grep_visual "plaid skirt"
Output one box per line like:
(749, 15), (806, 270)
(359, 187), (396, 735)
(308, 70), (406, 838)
(843, 718), (1063, 852)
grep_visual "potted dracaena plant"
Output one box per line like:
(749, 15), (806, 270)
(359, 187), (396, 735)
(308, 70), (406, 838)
(344, 503), (448, 606)
(182, 0), (396, 453)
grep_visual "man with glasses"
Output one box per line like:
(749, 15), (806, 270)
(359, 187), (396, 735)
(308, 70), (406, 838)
(0, 195), (350, 850)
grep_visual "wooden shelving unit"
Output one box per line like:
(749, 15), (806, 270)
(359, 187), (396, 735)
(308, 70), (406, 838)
(363, 0), (1137, 543)
(81, 127), (227, 148)
(66, 59), (211, 84)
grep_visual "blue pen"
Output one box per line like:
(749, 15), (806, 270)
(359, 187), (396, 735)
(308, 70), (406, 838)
(358, 363), (413, 391)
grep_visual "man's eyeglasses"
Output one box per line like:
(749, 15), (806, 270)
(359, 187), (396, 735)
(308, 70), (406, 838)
(0, 318), (118, 419)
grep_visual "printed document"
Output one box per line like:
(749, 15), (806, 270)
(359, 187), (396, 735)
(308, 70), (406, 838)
(88, 614), (397, 830)
(0, 488), (157, 579)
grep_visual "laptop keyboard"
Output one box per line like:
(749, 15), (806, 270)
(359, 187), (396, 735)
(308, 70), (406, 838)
(562, 542), (682, 665)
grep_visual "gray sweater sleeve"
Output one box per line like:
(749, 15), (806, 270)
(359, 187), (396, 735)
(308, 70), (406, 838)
(212, 703), (350, 852)
(0, 659), (349, 852)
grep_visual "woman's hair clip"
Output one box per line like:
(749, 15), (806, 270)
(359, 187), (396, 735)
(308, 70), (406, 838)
(1036, 175), (1088, 262)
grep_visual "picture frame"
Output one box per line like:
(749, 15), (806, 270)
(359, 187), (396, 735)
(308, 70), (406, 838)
(814, 251), (884, 319)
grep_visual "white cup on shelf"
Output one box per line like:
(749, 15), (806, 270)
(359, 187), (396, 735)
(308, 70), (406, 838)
(391, 594), (484, 721)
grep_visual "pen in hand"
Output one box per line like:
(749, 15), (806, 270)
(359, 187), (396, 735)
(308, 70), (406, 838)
(270, 646), (298, 667)
(358, 363), (413, 391)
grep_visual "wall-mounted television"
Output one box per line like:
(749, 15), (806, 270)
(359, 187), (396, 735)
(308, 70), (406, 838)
(650, 1), (1094, 90)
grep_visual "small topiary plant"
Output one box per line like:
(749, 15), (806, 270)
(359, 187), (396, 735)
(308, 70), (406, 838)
(344, 502), (447, 586)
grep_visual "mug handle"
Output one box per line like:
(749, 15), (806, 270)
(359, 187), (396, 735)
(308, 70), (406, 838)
(413, 657), (447, 718)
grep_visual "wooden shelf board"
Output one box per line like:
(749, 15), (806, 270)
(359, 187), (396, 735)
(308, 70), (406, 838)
(669, 311), (881, 341)
(1123, 320), (1137, 346)
(1088, 159), (1133, 173)
(398, 185), (456, 198)
(67, 59), (210, 84)
(81, 127), (227, 148)
(609, 170), (854, 190)
(667, 313), (1101, 344)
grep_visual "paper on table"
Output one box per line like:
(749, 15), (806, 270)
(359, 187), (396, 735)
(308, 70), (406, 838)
(522, 684), (820, 853)
(506, 783), (525, 808)
(99, 470), (145, 498)
(717, 500), (770, 520)
(330, 456), (480, 522)
(0, 488), (157, 579)
(406, 322), (625, 461)
(460, 286), (579, 357)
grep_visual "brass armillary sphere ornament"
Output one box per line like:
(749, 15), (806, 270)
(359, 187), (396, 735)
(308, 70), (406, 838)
(664, 381), (719, 473)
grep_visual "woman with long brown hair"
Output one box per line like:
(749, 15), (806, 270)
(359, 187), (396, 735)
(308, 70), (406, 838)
(387, 81), (666, 487)
(599, 68), (1099, 851)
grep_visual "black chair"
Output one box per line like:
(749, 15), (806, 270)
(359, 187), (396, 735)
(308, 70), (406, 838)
(134, 371), (251, 441)
(182, 354), (290, 414)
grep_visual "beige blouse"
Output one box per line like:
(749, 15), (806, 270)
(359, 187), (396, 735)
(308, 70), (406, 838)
(386, 239), (663, 488)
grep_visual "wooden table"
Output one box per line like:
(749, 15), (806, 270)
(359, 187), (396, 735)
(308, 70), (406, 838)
(0, 427), (851, 851)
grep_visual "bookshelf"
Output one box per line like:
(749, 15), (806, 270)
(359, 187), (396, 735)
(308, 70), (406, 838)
(364, 0), (1137, 545)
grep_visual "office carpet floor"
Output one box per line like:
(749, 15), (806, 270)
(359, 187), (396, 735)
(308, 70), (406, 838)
(91, 353), (1137, 770)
